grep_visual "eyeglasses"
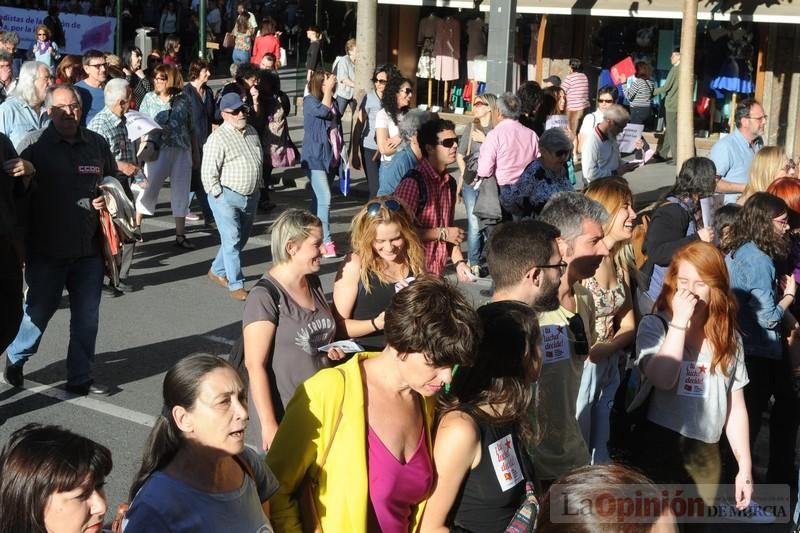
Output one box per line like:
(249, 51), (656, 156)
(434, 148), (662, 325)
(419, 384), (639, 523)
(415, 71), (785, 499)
(400, 87), (413, 95)
(598, 98), (614, 103)
(437, 137), (458, 148)
(534, 260), (567, 276)
(226, 106), (249, 115)
(473, 100), (486, 107)
(366, 199), (402, 216)
(154, 76), (167, 81)
(568, 314), (589, 356)
(774, 217), (790, 227)
(88, 63), (107, 69)
(373, 78), (387, 84)
(52, 103), (81, 112)
(746, 115), (767, 122)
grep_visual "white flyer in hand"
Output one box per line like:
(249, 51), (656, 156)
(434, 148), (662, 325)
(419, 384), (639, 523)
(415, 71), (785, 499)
(125, 110), (162, 141)
(616, 123), (645, 153)
(545, 114), (569, 131)
(318, 340), (365, 353)
(700, 194), (724, 229)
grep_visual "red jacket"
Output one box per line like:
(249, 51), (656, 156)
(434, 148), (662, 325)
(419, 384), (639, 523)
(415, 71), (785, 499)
(250, 34), (280, 65)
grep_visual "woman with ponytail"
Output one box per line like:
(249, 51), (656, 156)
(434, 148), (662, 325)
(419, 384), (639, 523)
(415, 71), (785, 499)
(123, 354), (278, 532)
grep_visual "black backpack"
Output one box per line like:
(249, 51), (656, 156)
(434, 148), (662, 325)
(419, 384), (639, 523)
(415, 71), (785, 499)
(228, 278), (281, 379)
(400, 168), (457, 221)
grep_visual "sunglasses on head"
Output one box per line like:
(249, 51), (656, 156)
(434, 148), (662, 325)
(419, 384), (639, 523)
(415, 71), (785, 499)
(366, 199), (402, 216)
(438, 138), (458, 148)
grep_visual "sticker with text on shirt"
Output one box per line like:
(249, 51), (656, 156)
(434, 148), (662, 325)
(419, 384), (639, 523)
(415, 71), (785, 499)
(540, 324), (571, 365)
(489, 435), (524, 492)
(677, 361), (709, 398)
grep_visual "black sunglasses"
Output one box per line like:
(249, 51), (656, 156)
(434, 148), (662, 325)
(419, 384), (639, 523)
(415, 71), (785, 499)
(373, 78), (387, 84)
(438, 138), (458, 148)
(366, 199), (402, 216)
(567, 314), (589, 356)
(227, 105), (250, 115)
(555, 150), (569, 158)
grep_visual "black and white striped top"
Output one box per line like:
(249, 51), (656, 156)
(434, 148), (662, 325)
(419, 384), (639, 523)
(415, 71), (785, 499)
(623, 77), (656, 109)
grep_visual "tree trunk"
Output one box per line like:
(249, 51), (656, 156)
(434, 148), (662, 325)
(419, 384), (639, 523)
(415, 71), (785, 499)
(676, 0), (697, 167)
(354, 0), (377, 104)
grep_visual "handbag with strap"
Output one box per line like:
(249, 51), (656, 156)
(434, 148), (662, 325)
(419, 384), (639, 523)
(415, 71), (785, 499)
(222, 31), (235, 48)
(505, 446), (539, 533)
(299, 368), (346, 533)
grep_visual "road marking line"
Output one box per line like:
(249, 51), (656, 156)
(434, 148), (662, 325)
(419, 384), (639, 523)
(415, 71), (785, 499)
(201, 334), (235, 346)
(2, 380), (157, 428)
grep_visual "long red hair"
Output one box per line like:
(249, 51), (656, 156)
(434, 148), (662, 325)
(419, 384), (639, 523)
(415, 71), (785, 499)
(653, 241), (738, 376)
(767, 177), (800, 229)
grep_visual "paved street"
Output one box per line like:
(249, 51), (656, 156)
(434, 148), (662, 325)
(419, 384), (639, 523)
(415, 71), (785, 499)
(0, 73), (768, 527)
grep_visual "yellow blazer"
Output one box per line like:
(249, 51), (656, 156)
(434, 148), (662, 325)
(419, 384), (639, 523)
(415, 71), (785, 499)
(266, 352), (436, 533)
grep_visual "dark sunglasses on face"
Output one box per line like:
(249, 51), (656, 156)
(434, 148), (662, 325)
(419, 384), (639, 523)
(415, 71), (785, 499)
(155, 76), (167, 81)
(373, 78), (387, 84)
(366, 199), (402, 216)
(227, 106), (249, 115)
(473, 100), (486, 107)
(555, 150), (569, 158)
(438, 138), (458, 148)
(598, 98), (614, 103)
(400, 87), (413, 95)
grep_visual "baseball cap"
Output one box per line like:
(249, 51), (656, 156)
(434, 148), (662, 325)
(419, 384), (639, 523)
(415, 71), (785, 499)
(219, 93), (245, 112)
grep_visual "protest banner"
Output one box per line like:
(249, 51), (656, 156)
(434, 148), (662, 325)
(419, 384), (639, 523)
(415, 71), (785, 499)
(0, 6), (116, 55)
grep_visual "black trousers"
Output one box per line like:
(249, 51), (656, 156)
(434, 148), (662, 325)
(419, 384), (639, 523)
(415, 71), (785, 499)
(0, 238), (22, 350)
(361, 147), (380, 199)
(744, 355), (799, 486)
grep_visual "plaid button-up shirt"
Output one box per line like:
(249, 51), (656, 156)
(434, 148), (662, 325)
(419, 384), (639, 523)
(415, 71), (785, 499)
(394, 158), (455, 276)
(201, 121), (264, 198)
(87, 107), (135, 164)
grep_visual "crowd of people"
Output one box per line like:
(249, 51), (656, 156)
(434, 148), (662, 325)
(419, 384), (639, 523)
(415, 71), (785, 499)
(1, 26), (800, 533)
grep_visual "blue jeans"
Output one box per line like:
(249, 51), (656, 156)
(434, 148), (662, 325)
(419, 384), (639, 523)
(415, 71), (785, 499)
(208, 187), (260, 290)
(308, 169), (332, 243)
(6, 254), (104, 385)
(460, 183), (482, 266)
(232, 49), (250, 64)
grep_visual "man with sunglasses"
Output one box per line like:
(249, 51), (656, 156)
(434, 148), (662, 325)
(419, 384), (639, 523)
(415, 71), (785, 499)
(394, 118), (472, 282)
(201, 93), (263, 301)
(581, 104), (639, 183)
(75, 49), (107, 126)
(578, 85), (616, 155)
(530, 192), (610, 490)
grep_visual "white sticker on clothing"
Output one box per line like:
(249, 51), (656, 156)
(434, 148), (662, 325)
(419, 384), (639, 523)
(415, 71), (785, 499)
(540, 324), (570, 365)
(677, 361), (709, 398)
(488, 435), (524, 492)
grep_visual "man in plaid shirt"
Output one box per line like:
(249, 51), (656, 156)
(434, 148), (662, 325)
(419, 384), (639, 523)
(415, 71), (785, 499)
(87, 78), (138, 295)
(202, 92), (263, 301)
(394, 118), (472, 281)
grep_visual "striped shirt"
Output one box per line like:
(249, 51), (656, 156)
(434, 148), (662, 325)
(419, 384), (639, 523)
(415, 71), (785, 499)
(623, 77), (656, 109)
(201, 121), (263, 198)
(562, 72), (590, 111)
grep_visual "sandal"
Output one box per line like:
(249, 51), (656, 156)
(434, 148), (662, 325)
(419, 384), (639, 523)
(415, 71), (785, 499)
(174, 235), (196, 250)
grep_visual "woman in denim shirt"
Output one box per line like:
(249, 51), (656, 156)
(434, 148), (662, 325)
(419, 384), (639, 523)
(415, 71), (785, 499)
(724, 192), (797, 486)
(302, 70), (339, 258)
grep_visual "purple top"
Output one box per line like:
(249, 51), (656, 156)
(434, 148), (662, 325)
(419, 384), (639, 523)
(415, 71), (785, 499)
(367, 424), (433, 533)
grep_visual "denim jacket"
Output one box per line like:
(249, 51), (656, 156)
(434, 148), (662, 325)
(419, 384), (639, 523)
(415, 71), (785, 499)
(301, 95), (335, 171)
(726, 241), (783, 359)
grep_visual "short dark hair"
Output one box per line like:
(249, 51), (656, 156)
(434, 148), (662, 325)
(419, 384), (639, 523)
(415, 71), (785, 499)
(569, 58), (582, 71)
(417, 118), (455, 157)
(384, 275), (480, 368)
(597, 84), (618, 101)
(0, 424), (112, 532)
(188, 59), (209, 81)
(307, 24), (322, 34)
(734, 97), (760, 129)
(488, 220), (560, 290)
(262, 52), (276, 62)
(81, 49), (105, 66)
(122, 45), (142, 70)
(235, 62), (259, 82)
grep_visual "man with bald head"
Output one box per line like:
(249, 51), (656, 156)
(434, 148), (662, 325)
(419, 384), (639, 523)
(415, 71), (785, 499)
(3, 84), (118, 396)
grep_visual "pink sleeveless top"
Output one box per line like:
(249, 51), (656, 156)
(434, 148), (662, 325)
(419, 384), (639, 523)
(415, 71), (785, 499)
(367, 424), (433, 532)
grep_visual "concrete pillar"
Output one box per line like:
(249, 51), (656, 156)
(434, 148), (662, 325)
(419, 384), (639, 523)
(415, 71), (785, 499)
(486, 0), (517, 94)
(355, 0), (377, 103)
(676, 0), (697, 167)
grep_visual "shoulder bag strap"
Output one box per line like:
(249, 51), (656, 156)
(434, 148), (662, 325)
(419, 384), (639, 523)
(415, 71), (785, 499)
(465, 123), (474, 156)
(312, 368), (346, 482)
(233, 452), (257, 482)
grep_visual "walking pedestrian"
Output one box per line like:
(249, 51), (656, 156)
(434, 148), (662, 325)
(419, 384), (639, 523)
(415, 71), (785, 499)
(202, 92), (263, 301)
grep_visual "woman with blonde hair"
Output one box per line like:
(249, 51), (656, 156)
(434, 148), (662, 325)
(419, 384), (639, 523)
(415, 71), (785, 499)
(632, 241), (751, 510)
(138, 63), (198, 248)
(332, 196), (426, 350)
(457, 92), (498, 272)
(243, 209), (339, 453)
(578, 177), (637, 463)
(738, 146), (797, 204)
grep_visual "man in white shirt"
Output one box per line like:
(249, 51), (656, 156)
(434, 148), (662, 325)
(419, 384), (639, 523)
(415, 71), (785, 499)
(578, 84), (616, 154)
(581, 104), (637, 183)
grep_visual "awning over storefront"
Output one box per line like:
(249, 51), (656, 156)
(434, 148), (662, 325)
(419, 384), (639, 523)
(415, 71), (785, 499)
(337, 0), (474, 7)
(496, 0), (800, 24)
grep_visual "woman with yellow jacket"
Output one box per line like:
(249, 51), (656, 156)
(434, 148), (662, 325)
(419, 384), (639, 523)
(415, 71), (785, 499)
(266, 276), (481, 533)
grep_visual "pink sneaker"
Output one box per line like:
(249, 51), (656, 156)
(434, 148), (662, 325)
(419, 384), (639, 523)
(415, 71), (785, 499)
(322, 241), (337, 258)
(185, 212), (201, 221)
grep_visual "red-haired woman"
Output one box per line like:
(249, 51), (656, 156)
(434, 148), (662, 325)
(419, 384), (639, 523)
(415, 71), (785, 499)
(632, 241), (752, 510)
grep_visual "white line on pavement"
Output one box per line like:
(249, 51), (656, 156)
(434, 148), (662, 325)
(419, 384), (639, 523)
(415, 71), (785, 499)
(201, 334), (235, 346)
(3, 380), (157, 428)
